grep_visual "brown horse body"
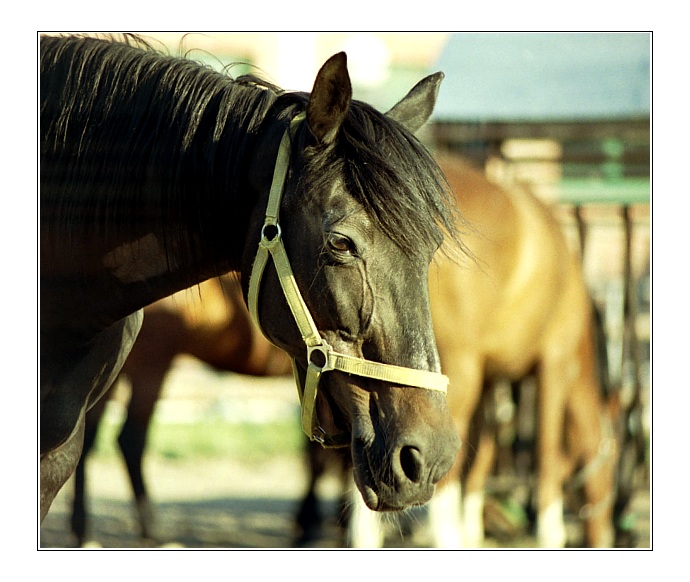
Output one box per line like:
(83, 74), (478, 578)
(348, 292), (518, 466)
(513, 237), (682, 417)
(344, 156), (616, 548)
(424, 156), (614, 548)
(71, 277), (291, 545)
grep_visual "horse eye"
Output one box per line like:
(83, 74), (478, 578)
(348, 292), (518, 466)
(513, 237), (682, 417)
(327, 234), (355, 256)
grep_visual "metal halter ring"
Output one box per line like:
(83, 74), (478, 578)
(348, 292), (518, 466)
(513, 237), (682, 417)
(260, 222), (282, 246)
(307, 342), (335, 373)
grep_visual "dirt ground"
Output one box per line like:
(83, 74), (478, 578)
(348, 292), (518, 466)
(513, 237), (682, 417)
(40, 453), (343, 549)
(39, 452), (650, 550)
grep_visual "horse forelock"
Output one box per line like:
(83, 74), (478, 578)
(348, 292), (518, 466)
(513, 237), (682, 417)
(350, 104), (461, 257)
(295, 99), (465, 259)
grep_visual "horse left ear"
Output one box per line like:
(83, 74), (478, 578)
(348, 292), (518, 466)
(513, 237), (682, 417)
(307, 52), (352, 145)
(386, 72), (444, 133)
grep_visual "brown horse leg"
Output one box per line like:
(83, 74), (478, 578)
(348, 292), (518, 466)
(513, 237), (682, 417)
(428, 355), (483, 547)
(117, 364), (168, 542)
(347, 484), (386, 547)
(294, 438), (329, 545)
(536, 355), (570, 548)
(565, 362), (616, 547)
(296, 392), (354, 546)
(71, 389), (110, 546)
(461, 381), (498, 547)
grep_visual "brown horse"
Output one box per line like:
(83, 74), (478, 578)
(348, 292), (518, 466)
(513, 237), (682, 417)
(69, 276), (292, 545)
(344, 155), (616, 548)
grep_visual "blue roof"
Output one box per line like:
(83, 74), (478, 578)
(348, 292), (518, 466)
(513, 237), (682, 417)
(432, 33), (650, 122)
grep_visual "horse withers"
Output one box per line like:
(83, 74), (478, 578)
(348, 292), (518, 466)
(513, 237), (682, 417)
(40, 35), (462, 523)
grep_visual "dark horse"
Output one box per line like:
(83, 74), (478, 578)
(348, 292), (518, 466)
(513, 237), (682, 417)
(40, 34), (463, 523)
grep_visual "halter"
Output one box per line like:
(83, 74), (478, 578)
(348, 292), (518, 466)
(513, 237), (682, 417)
(248, 112), (449, 447)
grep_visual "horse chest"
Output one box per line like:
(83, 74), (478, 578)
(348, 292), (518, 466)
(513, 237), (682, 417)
(484, 344), (538, 379)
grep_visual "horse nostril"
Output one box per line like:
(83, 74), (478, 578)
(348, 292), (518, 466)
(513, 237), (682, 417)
(399, 445), (424, 484)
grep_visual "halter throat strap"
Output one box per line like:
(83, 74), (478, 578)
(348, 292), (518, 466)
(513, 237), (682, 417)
(248, 112), (448, 447)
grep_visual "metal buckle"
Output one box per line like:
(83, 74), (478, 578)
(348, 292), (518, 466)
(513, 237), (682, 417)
(315, 426), (350, 449)
(312, 426), (327, 445)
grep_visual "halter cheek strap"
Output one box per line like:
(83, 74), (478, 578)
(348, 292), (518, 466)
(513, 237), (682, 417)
(248, 112), (448, 447)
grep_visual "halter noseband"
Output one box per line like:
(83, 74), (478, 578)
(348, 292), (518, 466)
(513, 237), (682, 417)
(248, 113), (449, 448)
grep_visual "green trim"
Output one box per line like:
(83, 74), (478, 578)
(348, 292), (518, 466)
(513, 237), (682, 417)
(556, 178), (650, 205)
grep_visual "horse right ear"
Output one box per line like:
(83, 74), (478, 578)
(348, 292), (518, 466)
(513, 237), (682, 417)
(386, 72), (444, 134)
(306, 52), (352, 145)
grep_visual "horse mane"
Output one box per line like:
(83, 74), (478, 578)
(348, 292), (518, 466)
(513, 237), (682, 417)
(41, 34), (463, 274)
(40, 34), (281, 276)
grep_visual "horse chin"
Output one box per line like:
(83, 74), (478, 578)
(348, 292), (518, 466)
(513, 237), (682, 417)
(314, 385), (396, 510)
(351, 440), (389, 511)
(319, 381), (389, 510)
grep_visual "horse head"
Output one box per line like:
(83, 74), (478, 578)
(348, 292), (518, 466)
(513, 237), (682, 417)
(243, 53), (461, 511)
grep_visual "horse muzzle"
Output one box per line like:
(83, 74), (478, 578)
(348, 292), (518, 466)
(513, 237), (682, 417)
(349, 399), (459, 511)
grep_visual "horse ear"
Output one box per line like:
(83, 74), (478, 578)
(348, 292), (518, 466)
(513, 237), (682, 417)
(386, 72), (444, 133)
(306, 52), (352, 144)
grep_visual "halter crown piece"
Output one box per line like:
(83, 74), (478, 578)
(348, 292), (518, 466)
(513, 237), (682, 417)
(248, 112), (449, 447)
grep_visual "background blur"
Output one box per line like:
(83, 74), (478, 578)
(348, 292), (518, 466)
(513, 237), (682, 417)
(137, 32), (449, 109)
(40, 32), (650, 549)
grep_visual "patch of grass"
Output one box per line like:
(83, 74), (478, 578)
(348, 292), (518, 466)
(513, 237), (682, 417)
(93, 418), (305, 463)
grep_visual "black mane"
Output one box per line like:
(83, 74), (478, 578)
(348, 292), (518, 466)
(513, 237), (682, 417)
(40, 34), (462, 271)
(40, 34), (280, 274)
(265, 89), (463, 260)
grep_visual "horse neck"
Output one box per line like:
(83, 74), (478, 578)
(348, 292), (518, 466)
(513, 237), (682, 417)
(79, 136), (257, 330)
(103, 108), (283, 323)
(41, 43), (281, 335)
